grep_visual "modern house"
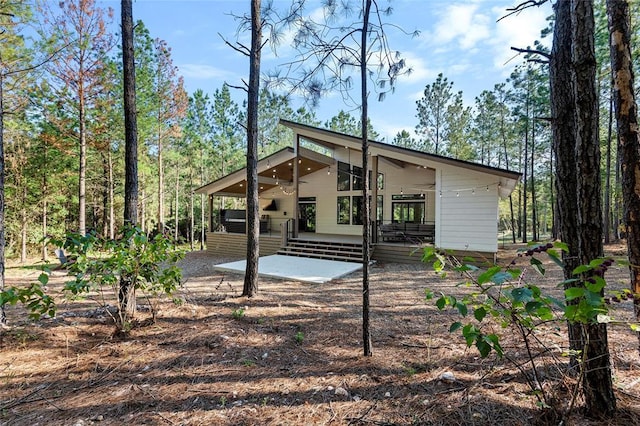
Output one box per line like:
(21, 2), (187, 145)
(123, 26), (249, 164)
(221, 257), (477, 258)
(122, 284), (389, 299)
(195, 120), (521, 264)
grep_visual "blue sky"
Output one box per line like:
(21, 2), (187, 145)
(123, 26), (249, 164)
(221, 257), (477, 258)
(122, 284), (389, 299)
(104, 0), (553, 142)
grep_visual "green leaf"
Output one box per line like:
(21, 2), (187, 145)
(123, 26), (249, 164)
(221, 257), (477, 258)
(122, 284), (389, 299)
(449, 321), (462, 332)
(572, 264), (592, 275)
(478, 266), (502, 284)
(491, 271), (513, 285)
(585, 277), (605, 293)
(425, 290), (434, 300)
(436, 296), (447, 310)
(565, 287), (585, 301)
(554, 241), (569, 252)
(485, 334), (503, 358)
(456, 302), (468, 316)
(474, 307), (487, 322)
(630, 324), (640, 332)
(38, 273), (49, 286)
(546, 249), (564, 268)
(512, 287), (533, 302)
(476, 339), (491, 358)
(530, 257), (545, 275)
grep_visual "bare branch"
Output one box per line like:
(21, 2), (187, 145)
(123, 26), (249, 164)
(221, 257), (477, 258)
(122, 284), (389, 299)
(4, 39), (74, 77)
(511, 46), (551, 60)
(219, 32), (250, 56)
(498, 0), (549, 22)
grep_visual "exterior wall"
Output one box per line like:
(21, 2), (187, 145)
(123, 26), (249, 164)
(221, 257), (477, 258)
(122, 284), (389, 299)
(259, 188), (296, 234)
(296, 150), (437, 235)
(435, 166), (500, 253)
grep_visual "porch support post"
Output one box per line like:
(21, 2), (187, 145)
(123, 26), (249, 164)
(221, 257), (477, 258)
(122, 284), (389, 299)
(372, 155), (379, 243)
(293, 134), (300, 238)
(208, 194), (214, 229)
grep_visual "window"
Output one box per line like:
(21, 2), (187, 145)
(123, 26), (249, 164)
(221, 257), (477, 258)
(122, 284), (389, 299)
(337, 161), (350, 191)
(352, 196), (364, 225)
(376, 195), (383, 221)
(337, 196), (350, 224)
(352, 165), (363, 190)
(392, 194), (425, 223)
(337, 161), (376, 191)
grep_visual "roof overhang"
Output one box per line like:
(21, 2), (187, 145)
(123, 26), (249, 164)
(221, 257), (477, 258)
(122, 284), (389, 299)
(279, 119), (521, 198)
(195, 146), (335, 197)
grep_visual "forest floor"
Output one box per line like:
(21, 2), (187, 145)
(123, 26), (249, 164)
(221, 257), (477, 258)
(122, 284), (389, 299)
(1, 242), (639, 426)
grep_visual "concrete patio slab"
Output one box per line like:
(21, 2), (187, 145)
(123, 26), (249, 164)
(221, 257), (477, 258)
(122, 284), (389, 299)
(214, 255), (363, 284)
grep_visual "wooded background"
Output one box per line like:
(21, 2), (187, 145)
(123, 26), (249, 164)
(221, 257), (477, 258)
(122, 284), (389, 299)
(1, 1), (636, 260)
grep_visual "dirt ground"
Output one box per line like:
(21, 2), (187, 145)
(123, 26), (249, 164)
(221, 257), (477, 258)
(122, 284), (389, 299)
(1, 243), (639, 426)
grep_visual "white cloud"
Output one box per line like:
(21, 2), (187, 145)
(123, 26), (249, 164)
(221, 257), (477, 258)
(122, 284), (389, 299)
(489, 3), (552, 72)
(178, 64), (235, 80)
(429, 4), (491, 50)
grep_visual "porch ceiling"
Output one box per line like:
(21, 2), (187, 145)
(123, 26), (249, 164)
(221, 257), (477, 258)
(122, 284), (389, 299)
(216, 155), (330, 197)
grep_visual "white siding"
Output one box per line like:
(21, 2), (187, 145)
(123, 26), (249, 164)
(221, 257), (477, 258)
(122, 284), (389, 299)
(436, 166), (499, 252)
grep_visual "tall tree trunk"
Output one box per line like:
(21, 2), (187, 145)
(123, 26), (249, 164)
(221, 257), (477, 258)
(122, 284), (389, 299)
(551, 0), (584, 357)
(189, 169), (194, 250)
(42, 142), (48, 261)
(157, 123), (164, 233)
(361, 0), (373, 357)
(200, 148), (205, 250)
(522, 108), (529, 243)
(120, 0), (139, 319)
(20, 204), (26, 264)
(0, 74), (6, 325)
(101, 153), (109, 238)
(108, 150), (114, 239)
(242, 0), (261, 297)
(500, 107), (517, 243)
(78, 86), (86, 235)
(604, 91), (613, 244)
(174, 164), (179, 241)
(607, 0), (640, 354)
(530, 119), (538, 241)
(572, 0), (615, 416)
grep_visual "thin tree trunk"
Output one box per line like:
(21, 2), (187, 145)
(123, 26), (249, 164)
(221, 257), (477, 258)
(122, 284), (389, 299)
(78, 86), (86, 236)
(175, 164), (179, 241)
(500, 102), (517, 243)
(0, 74), (6, 325)
(157, 122), (164, 233)
(522, 100), (529, 243)
(120, 0), (139, 319)
(530, 119), (538, 241)
(361, 0), (373, 357)
(42, 143), (48, 261)
(108, 150), (114, 239)
(189, 169), (194, 250)
(200, 194), (205, 250)
(20, 204), (26, 264)
(242, 0), (261, 297)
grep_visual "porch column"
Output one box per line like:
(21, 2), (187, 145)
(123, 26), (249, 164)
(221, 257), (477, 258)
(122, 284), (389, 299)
(372, 155), (379, 243)
(293, 133), (300, 238)
(208, 194), (214, 229)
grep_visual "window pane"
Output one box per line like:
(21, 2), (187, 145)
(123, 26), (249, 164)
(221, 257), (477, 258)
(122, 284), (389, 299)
(377, 172), (384, 190)
(337, 196), (350, 224)
(352, 196), (364, 225)
(337, 161), (350, 191)
(352, 165), (363, 190)
(377, 195), (383, 221)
